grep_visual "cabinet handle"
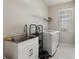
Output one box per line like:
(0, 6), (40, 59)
(29, 48), (33, 57)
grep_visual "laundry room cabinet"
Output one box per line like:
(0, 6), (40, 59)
(4, 37), (39, 59)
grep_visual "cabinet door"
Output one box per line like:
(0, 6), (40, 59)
(18, 41), (38, 59)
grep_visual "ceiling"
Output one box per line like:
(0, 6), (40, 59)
(43, 0), (74, 6)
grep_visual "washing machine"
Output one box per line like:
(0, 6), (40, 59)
(43, 30), (60, 56)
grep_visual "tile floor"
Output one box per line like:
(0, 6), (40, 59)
(49, 43), (75, 59)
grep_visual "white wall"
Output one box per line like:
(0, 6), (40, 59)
(48, 1), (74, 30)
(48, 1), (75, 44)
(3, 0), (48, 36)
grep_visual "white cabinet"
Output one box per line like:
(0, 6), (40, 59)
(4, 37), (39, 59)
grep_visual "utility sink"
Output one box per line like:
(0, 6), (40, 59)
(12, 35), (27, 43)
(12, 35), (37, 43)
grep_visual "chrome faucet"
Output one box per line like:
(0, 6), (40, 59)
(29, 24), (37, 37)
(24, 24), (28, 37)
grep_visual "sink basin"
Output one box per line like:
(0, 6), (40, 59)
(12, 35), (37, 43)
(13, 35), (27, 43)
